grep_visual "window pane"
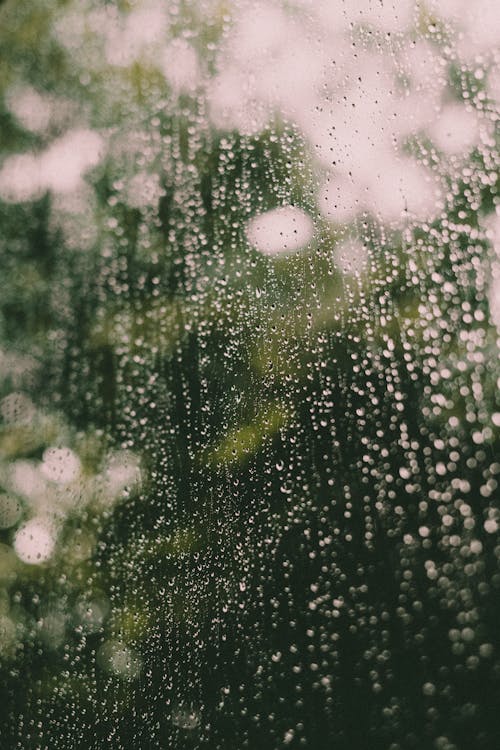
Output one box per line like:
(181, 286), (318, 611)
(0, 1), (499, 748)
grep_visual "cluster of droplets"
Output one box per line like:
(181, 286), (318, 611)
(0, 0), (498, 748)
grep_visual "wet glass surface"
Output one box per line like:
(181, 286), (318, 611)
(0, 1), (499, 748)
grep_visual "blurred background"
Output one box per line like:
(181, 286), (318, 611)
(0, 1), (499, 748)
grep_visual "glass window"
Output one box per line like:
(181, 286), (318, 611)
(0, 1), (499, 748)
